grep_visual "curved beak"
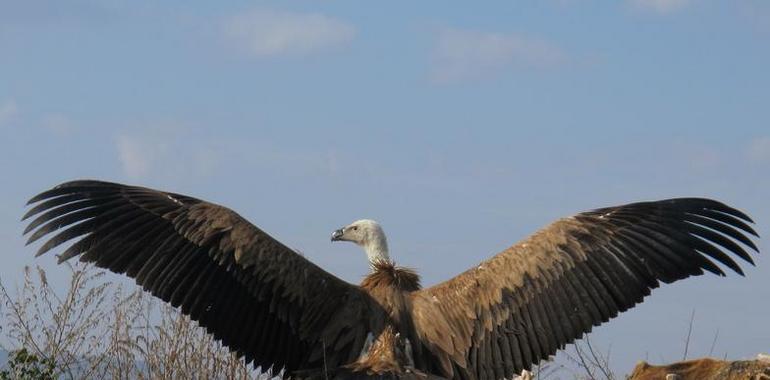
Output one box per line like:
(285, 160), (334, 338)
(331, 228), (344, 242)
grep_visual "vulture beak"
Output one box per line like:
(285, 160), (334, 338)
(331, 228), (344, 242)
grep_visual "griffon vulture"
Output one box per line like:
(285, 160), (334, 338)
(22, 180), (759, 380)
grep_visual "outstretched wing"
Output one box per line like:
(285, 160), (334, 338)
(410, 198), (758, 380)
(23, 180), (374, 376)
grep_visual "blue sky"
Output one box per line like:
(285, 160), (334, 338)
(1, 0), (769, 376)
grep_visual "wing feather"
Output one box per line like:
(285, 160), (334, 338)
(23, 180), (375, 377)
(411, 198), (758, 379)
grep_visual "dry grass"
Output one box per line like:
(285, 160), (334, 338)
(561, 336), (617, 380)
(525, 335), (618, 380)
(0, 262), (269, 379)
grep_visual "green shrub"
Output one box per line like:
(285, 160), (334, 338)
(0, 348), (56, 380)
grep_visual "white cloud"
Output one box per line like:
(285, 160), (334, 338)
(747, 136), (770, 163)
(430, 29), (566, 83)
(224, 9), (355, 57)
(0, 99), (18, 126)
(630, 0), (690, 14)
(115, 128), (222, 181)
(116, 134), (159, 179)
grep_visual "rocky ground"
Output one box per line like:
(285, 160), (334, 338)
(627, 354), (770, 380)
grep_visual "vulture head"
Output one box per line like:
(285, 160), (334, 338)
(332, 219), (391, 266)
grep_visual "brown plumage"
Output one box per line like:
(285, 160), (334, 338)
(22, 180), (760, 380)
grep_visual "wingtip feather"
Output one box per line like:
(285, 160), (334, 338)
(35, 246), (49, 258)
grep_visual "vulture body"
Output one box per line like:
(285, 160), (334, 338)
(22, 180), (759, 380)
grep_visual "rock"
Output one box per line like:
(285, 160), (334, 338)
(628, 356), (770, 380)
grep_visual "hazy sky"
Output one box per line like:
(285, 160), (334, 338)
(1, 0), (769, 376)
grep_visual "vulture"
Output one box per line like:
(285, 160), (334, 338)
(22, 180), (759, 380)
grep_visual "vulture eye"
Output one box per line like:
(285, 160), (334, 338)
(351, 226), (358, 231)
